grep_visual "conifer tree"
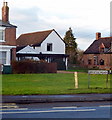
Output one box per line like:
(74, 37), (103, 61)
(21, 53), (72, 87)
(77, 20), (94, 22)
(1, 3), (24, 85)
(63, 27), (77, 64)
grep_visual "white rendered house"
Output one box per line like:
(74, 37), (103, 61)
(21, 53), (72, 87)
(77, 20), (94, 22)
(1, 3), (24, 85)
(16, 29), (68, 70)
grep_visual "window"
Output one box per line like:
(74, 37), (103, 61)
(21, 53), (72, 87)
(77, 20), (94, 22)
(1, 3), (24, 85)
(100, 59), (104, 65)
(0, 51), (6, 64)
(0, 29), (5, 41)
(94, 56), (98, 65)
(88, 59), (92, 65)
(47, 43), (52, 51)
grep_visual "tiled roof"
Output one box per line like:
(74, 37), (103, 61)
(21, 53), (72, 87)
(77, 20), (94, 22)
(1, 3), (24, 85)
(84, 37), (112, 54)
(17, 29), (54, 47)
(0, 20), (17, 28)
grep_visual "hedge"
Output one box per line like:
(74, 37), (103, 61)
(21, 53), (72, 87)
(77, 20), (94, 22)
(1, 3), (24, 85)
(12, 60), (57, 74)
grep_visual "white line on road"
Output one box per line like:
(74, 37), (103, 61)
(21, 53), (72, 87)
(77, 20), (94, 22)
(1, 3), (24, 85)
(1, 109), (96, 114)
(0, 103), (18, 109)
(0, 103), (16, 105)
(53, 106), (77, 109)
(0, 105), (18, 108)
(0, 108), (28, 111)
(99, 105), (112, 108)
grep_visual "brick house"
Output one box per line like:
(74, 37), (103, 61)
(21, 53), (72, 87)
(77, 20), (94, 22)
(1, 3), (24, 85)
(0, 2), (17, 72)
(82, 33), (112, 70)
(16, 29), (68, 70)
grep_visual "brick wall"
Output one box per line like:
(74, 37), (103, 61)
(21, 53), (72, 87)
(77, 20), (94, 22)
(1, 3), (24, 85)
(81, 54), (112, 70)
(11, 48), (16, 61)
(0, 27), (16, 46)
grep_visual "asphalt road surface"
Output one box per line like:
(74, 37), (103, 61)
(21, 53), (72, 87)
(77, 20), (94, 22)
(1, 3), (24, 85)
(1, 101), (112, 119)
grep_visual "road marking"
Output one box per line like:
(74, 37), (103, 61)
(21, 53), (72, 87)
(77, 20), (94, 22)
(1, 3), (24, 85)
(0, 105), (18, 108)
(1, 108), (96, 114)
(0, 103), (18, 109)
(53, 106), (77, 109)
(0, 108), (28, 111)
(0, 103), (16, 105)
(99, 105), (112, 108)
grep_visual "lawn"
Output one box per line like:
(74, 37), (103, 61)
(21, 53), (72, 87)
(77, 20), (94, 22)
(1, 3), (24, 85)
(1, 73), (112, 95)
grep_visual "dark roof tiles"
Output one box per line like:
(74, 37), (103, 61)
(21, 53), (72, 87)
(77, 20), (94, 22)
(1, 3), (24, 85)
(84, 37), (112, 54)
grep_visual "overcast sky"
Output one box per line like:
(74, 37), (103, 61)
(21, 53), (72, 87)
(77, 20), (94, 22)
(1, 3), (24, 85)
(0, 0), (111, 50)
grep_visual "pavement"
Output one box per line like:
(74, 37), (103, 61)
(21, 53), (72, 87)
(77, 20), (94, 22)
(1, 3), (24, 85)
(2, 94), (112, 104)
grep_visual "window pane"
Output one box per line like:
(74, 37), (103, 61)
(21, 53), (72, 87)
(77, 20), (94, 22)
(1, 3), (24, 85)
(0, 51), (6, 64)
(2, 52), (6, 58)
(47, 43), (52, 51)
(0, 52), (2, 58)
(0, 30), (3, 40)
(0, 29), (5, 41)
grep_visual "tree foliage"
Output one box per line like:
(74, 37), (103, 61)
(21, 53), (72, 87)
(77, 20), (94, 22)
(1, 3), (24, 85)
(63, 27), (77, 63)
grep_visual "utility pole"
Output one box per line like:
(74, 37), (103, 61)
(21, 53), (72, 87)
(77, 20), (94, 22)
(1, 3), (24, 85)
(110, 42), (112, 72)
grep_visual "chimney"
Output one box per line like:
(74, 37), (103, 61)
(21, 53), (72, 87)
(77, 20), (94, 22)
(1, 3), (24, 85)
(2, 2), (9, 23)
(96, 32), (101, 40)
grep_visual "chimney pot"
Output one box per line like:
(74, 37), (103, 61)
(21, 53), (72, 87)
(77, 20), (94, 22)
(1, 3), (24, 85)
(96, 32), (101, 40)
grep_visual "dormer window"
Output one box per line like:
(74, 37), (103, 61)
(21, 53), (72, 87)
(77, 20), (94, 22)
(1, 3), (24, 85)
(0, 28), (5, 42)
(99, 43), (105, 53)
(100, 48), (104, 53)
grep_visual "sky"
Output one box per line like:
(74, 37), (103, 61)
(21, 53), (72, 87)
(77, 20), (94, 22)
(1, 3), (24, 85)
(0, 0), (111, 50)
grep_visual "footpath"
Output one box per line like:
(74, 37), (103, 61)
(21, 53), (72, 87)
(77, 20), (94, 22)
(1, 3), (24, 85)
(2, 94), (112, 104)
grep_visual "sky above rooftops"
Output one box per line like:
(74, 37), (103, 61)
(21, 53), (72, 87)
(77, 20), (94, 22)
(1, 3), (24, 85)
(0, 0), (111, 50)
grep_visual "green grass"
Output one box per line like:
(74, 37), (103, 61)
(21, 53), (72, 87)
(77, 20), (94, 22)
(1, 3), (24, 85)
(67, 69), (88, 73)
(1, 73), (112, 95)
(67, 66), (100, 73)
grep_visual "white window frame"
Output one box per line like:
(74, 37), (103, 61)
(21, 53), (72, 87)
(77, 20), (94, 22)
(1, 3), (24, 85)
(0, 27), (5, 42)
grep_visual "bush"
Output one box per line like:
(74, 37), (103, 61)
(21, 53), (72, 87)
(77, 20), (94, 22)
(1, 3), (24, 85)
(12, 60), (57, 74)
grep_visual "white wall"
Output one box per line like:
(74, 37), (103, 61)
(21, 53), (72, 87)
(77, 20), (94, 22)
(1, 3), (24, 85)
(38, 31), (65, 54)
(0, 45), (16, 65)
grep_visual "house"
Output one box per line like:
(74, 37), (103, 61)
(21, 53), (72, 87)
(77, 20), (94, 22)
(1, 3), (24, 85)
(16, 29), (68, 70)
(0, 2), (17, 73)
(82, 32), (112, 70)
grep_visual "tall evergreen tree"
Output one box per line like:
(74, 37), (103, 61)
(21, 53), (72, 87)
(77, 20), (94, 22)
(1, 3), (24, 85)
(63, 27), (77, 64)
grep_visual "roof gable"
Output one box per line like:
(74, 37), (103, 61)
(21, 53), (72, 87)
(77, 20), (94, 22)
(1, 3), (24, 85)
(84, 37), (112, 54)
(17, 45), (37, 54)
(17, 29), (54, 47)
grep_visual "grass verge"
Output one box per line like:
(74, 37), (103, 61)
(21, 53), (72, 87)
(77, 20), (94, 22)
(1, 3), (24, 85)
(1, 73), (112, 95)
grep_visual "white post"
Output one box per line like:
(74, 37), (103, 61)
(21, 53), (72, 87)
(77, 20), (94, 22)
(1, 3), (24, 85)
(65, 57), (68, 70)
(74, 72), (78, 89)
(6, 50), (10, 65)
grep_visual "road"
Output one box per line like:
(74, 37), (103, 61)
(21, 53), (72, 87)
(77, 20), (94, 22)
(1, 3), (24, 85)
(1, 101), (112, 119)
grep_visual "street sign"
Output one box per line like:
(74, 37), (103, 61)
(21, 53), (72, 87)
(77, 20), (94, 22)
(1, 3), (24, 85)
(88, 70), (108, 75)
(88, 70), (109, 89)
